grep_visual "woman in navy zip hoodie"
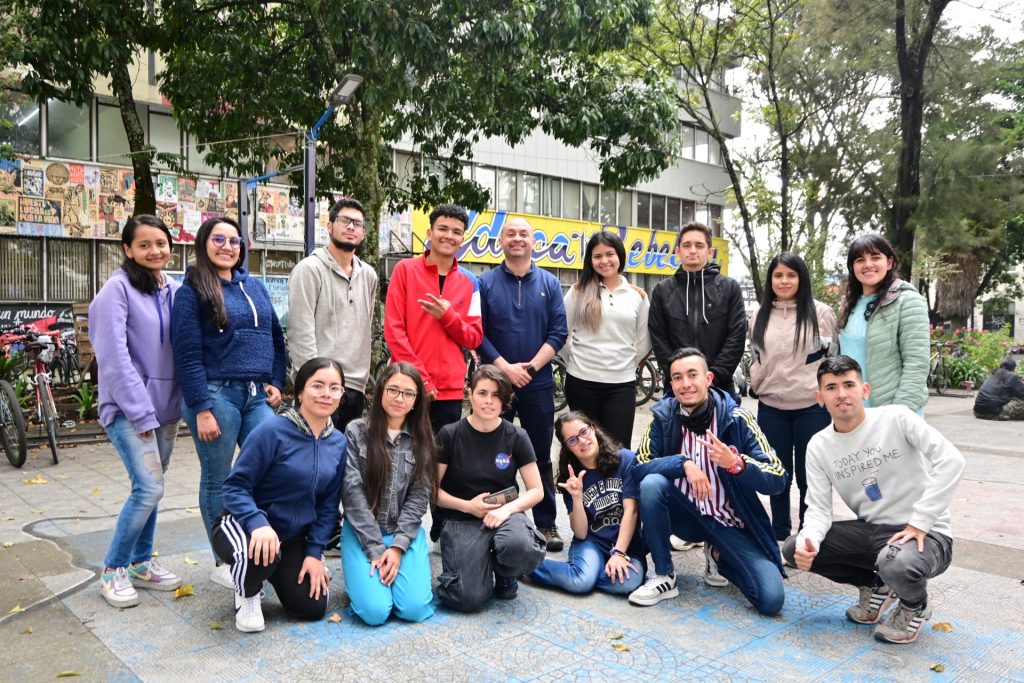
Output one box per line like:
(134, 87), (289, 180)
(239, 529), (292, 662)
(171, 216), (286, 590)
(214, 357), (347, 632)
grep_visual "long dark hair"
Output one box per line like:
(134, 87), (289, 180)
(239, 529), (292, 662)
(186, 216), (246, 329)
(838, 233), (899, 330)
(121, 214), (173, 295)
(572, 231), (627, 332)
(751, 252), (820, 353)
(363, 362), (436, 517)
(554, 411), (622, 484)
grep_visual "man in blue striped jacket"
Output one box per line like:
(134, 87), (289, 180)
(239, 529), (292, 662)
(629, 347), (788, 615)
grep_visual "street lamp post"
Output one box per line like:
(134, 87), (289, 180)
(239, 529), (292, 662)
(303, 74), (364, 256)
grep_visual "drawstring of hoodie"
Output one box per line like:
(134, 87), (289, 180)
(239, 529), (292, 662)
(154, 285), (173, 345)
(684, 271), (709, 324)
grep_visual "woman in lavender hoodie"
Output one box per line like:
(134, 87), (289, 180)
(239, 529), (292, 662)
(90, 215), (183, 608)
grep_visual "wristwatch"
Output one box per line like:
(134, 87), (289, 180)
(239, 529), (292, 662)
(726, 445), (745, 474)
(526, 364), (538, 377)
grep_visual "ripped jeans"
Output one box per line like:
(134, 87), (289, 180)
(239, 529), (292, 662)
(103, 415), (177, 568)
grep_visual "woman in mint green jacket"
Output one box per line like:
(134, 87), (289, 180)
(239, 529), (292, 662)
(837, 234), (930, 413)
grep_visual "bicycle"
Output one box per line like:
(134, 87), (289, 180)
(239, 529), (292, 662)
(0, 378), (28, 468)
(0, 329), (60, 464)
(928, 341), (955, 395)
(635, 357), (660, 407)
(552, 356), (567, 411)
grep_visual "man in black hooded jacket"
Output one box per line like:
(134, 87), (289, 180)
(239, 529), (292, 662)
(974, 356), (1024, 421)
(649, 222), (747, 397)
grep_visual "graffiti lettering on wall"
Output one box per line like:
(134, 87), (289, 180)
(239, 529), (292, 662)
(0, 304), (73, 329)
(411, 209), (730, 276)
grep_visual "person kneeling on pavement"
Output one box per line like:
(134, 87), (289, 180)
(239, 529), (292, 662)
(213, 358), (347, 633)
(629, 347), (788, 615)
(973, 356), (1024, 421)
(785, 355), (965, 644)
(434, 365), (547, 611)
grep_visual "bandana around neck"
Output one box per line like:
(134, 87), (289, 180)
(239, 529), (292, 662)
(678, 396), (714, 435)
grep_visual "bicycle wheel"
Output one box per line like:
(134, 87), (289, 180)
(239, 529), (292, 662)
(39, 379), (60, 464)
(935, 356), (949, 395)
(635, 359), (657, 407)
(552, 358), (567, 412)
(0, 379), (28, 468)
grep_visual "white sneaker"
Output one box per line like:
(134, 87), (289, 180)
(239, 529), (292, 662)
(704, 544), (729, 587)
(670, 535), (704, 551)
(234, 591), (265, 633)
(100, 567), (139, 608)
(628, 572), (679, 606)
(211, 563), (235, 589)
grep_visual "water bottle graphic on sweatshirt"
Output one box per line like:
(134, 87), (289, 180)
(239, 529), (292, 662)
(862, 472), (882, 501)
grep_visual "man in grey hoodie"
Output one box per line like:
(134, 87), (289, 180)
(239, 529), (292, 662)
(288, 197), (378, 430)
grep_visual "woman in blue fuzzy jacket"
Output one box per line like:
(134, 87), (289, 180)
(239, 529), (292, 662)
(171, 216), (286, 591)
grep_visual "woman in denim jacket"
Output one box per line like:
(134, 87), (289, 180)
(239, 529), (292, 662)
(341, 362), (436, 625)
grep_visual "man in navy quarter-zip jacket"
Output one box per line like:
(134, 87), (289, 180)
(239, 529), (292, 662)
(477, 215), (568, 552)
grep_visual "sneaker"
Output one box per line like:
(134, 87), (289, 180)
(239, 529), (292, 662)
(873, 602), (933, 644)
(847, 584), (898, 624)
(628, 572), (678, 606)
(211, 563), (235, 589)
(539, 526), (564, 552)
(494, 574), (518, 600)
(128, 559), (182, 591)
(670, 535), (704, 551)
(234, 591), (265, 633)
(100, 567), (139, 608)
(703, 545), (728, 587)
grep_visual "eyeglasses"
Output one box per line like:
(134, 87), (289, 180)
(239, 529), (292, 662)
(307, 382), (345, 399)
(384, 385), (417, 401)
(210, 234), (242, 249)
(565, 426), (593, 448)
(334, 215), (365, 230)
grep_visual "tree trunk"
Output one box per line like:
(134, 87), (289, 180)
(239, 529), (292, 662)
(109, 60), (156, 216)
(889, 0), (950, 282)
(936, 251), (979, 329)
(348, 104), (382, 268)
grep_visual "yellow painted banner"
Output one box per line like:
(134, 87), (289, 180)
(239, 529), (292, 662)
(412, 210), (729, 276)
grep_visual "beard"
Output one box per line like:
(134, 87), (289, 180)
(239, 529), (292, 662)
(330, 236), (358, 252)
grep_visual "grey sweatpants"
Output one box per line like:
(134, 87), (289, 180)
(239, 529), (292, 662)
(436, 513), (546, 612)
(783, 519), (952, 609)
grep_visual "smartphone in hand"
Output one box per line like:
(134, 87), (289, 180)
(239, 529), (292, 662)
(483, 486), (519, 505)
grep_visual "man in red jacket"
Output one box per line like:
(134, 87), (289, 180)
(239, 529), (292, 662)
(385, 204), (483, 432)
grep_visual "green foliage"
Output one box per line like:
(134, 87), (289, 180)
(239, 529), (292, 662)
(0, 351), (25, 383)
(13, 376), (29, 410)
(931, 324), (1016, 387)
(71, 382), (98, 421)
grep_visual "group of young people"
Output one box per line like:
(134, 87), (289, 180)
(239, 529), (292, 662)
(88, 200), (963, 646)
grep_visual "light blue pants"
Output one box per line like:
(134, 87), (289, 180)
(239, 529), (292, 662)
(341, 522), (434, 626)
(530, 536), (645, 595)
(103, 416), (177, 568)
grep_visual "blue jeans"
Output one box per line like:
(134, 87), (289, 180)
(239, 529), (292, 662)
(503, 387), (556, 527)
(181, 380), (273, 549)
(103, 416), (177, 568)
(639, 473), (785, 615)
(341, 523), (434, 626)
(756, 402), (831, 539)
(530, 536), (645, 595)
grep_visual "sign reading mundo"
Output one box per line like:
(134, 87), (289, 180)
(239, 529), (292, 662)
(411, 210), (730, 276)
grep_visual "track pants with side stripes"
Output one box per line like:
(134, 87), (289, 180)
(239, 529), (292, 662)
(212, 513), (328, 620)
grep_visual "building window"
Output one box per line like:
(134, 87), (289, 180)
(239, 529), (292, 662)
(695, 202), (710, 226)
(0, 236), (43, 300)
(694, 129), (709, 164)
(710, 204), (723, 235)
(98, 102), (145, 165)
(599, 189), (617, 225)
(246, 248), (262, 276)
(97, 240), (124, 284)
(475, 165), (496, 209)
(149, 111), (181, 159)
(618, 191), (631, 226)
(651, 194), (666, 231)
(542, 176), (560, 217)
(47, 238), (93, 301)
(424, 158), (447, 190)
(635, 192), (651, 228)
(47, 99), (91, 160)
(680, 124), (695, 160)
(522, 173), (541, 215)
(394, 151), (418, 193)
(496, 169), (517, 211)
(187, 133), (221, 176)
(581, 183), (599, 223)
(562, 180), (581, 219)
(264, 249), (300, 275)
(708, 138), (721, 166)
(1, 91), (41, 155)
(667, 197), (682, 232)
(682, 200), (695, 225)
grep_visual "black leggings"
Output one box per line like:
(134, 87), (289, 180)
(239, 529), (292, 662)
(212, 513), (328, 620)
(564, 374), (636, 449)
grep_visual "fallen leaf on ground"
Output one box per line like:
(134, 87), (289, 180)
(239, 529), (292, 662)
(23, 625), (33, 633)
(56, 672), (81, 678)
(8, 604), (25, 614)
(24, 476), (47, 485)
(209, 623), (224, 630)
(932, 622), (953, 633)
(608, 633), (625, 640)
(611, 643), (630, 652)
(2, 541), (13, 548)
(173, 584), (195, 599)
(90, 489), (100, 496)
(30, 509), (43, 515)
(930, 664), (945, 672)
(185, 508), (200, 515)
(57, 475), (70, 480)
(328, 612), (342, 623)
(152, 551), (159, 557)
(184, 556), (198, 566)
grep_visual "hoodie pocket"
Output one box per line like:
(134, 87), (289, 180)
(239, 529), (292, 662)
(219, 328), (275, 378)
(144, 376), (183, 426)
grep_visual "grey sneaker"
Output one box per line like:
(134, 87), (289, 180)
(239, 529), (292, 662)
(539, 526), (564, 552)
(847, 583), (898, 624)
(628, 572), (678, 606)
(670, 535), (704, 551)
(234, 591), (265, 633)
(100, 567), (139, 608)
(873, 602), (933, 644)
(127, 559), (182, 592)
(703, 544), (728, 587)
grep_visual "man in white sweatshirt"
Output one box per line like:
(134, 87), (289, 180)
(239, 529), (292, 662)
(783, 355), (964, 644)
